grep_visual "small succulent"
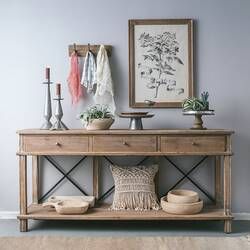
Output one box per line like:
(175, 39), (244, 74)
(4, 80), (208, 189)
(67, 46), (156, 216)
(182, 92), (210, 111)
(79, 105), (113, 124)
(200, 91), (209, 110)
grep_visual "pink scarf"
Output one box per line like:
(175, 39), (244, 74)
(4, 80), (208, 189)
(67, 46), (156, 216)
(67, 51), (82, 104)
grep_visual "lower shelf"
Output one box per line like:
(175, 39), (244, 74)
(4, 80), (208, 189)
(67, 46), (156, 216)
(18, 204), (233, 221)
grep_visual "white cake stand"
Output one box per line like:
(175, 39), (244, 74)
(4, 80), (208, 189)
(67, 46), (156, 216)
(183, 110), (215, 130)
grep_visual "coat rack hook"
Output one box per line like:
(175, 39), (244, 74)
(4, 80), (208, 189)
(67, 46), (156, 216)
(73, 43), (77, 52)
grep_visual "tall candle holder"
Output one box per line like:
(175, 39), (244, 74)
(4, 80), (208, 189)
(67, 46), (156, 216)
(41, 67), (53, 129)
(50, 84), (68, 130)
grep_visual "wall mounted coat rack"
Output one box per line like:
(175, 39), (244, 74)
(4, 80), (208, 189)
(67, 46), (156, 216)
(68, 44), (112, 57)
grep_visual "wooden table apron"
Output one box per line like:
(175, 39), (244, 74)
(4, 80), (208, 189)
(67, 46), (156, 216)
(17, 129), (234, 233)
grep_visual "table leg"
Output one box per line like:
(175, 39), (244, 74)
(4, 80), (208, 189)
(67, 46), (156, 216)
(19, 155), (28, 232)
(93, 156), (100, 200)
(32, 156), (39, 204)
(224, 220), (232, 233)
(215, 156), (222, 208)
(223, 155), (232, 233)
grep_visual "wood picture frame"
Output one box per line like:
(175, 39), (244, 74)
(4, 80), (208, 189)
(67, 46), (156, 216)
(129, 19), (194, 108)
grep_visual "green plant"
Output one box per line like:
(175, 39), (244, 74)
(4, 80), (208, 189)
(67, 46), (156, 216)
(182, 92), (210, 111)
(79, 105), (113, 124)
(200, 91), (209, 110)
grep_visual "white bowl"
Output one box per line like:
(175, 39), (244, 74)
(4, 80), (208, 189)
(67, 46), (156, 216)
(55, 200), (89, 215)
(161, 196), (203, 215)
(167, 189), (199, 204)
(48, 195), (95, 208)
(43, 200), (89, 215)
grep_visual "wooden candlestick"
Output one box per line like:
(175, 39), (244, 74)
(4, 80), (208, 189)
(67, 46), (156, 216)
(46, 67), (50, 80)
(56, 83), (61, 96)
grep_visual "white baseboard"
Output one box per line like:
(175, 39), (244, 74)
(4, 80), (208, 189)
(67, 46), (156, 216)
(0, 211), (250, 220)
(0, 211), (18, 219)
(233, 213), (250, 221)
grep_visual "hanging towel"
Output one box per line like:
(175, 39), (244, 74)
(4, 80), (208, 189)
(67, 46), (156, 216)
(67, 51), (82, 105)
(94, 45), (116, 113)
(81, 50), (97, 94)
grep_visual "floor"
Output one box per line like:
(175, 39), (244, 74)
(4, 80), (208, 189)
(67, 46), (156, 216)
(0, 220), (249, 237)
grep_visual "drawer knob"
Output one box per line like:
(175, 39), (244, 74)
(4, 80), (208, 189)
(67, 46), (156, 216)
(123, 141), (129, 146)
(192, 142), (198, 146)
(55, 142), (61, 146)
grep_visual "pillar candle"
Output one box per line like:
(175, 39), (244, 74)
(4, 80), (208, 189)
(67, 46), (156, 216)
(45, 67), (50, 80)
(56, 83), (61, 96)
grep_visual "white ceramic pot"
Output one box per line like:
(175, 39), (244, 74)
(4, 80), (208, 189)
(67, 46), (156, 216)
(85, 118), (114, 130)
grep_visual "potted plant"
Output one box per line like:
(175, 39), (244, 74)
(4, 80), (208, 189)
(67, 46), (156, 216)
(182, 92), (210, 111)
(79, 105), (114, 130)
(182, 92), (214, 130)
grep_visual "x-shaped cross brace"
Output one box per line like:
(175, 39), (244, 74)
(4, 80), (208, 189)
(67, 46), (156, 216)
(163, 156), (215, 202)
(38, 156), (88, 202)
(39, 155), (214, 203)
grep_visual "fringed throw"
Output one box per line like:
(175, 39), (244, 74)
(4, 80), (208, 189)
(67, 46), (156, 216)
(94, 45), (116, 114)
(110, 165), (160, 211)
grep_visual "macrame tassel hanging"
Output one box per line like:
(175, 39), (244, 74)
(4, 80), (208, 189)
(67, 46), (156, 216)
(94, 45), (116, 114)
(67, 50), (82, 105)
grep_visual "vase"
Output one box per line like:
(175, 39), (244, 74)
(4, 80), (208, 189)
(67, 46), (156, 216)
(85, 118), (114, 130)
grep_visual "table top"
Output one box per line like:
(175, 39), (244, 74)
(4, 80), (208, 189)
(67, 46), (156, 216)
(17, 129), (234, 135)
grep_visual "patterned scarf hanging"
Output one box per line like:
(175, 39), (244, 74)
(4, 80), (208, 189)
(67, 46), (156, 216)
(81, 50), (97, 94)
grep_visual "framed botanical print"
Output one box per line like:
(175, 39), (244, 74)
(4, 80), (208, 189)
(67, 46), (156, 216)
(129, 19), (193, 108)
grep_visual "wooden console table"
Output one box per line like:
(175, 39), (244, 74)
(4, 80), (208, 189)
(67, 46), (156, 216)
(17, 129), (233, 233)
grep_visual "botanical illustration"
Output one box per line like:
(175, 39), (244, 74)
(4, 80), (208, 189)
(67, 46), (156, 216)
(137, 31), (185, 100)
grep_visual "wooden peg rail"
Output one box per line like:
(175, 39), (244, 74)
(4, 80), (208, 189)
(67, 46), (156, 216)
(68, 44), (112, 57)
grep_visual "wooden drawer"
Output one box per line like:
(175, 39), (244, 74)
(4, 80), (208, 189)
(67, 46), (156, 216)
(23, 135), (89, 154)
(93, 135), (157, 153)
(160, 136), (226, 153)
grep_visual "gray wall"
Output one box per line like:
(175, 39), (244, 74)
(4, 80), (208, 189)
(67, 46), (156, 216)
(0, 0), (250, 213)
